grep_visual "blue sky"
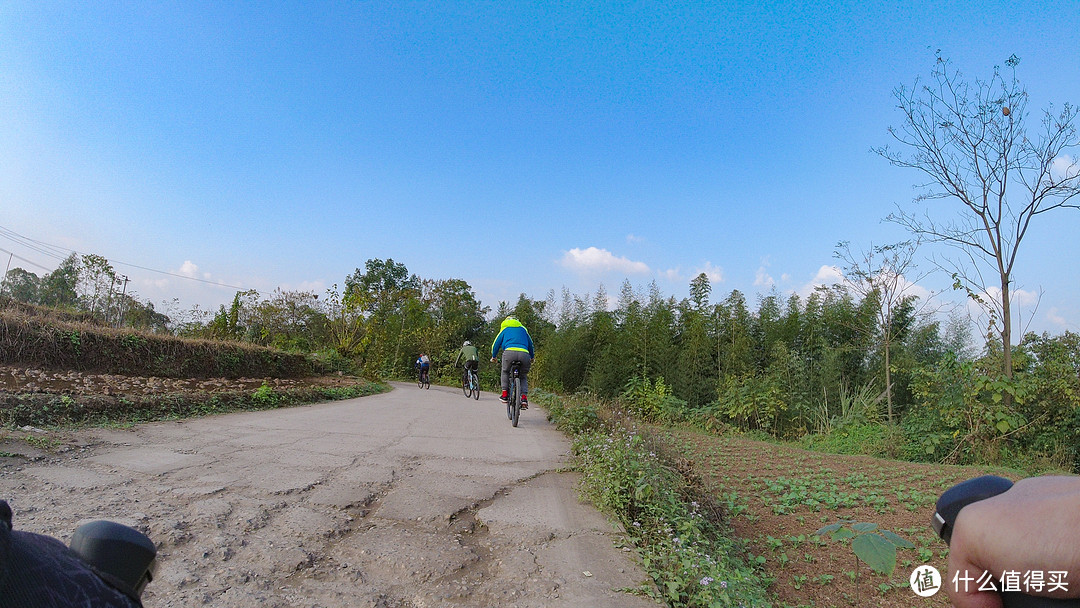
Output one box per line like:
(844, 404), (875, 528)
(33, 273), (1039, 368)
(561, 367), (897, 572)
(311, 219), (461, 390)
(2, 1), (1078, 333)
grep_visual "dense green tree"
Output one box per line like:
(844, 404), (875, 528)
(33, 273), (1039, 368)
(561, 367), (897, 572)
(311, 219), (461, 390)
(2, 268), (41, 303)
(675, 298), (716, 407)
(38, 254), (80, 309)
(643, 282), (678, 382)
(718, 290), (753, 378)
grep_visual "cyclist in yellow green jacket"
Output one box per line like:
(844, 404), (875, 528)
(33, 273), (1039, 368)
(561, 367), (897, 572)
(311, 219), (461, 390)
(490, 316), (535, 409)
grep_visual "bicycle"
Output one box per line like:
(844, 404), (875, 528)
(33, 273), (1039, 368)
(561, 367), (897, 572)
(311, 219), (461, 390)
(417, 368), (430, 389)
(506, 360), (522, 427)
(461, 365), (480, 400)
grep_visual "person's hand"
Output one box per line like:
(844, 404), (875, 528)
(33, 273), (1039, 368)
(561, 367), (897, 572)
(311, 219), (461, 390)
(946, 476), (1080, 608)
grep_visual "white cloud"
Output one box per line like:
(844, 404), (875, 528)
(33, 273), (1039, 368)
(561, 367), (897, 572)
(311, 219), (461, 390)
(626, 233), (645, 244)
(1051, 154), (1080, 181)
(560, 247), (650, 275)
(796, 265), (844, 298)
(754, 257), (776, 288)
(754, 266), (775, 288)
(812, 265), (844, 285)
(178, 261), (199, 278)
(694, 262), (724, 283)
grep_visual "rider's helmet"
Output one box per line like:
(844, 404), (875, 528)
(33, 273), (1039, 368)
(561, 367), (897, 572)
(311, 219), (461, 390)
(505, 315), (517, 321)
(463, 341), (471, 347)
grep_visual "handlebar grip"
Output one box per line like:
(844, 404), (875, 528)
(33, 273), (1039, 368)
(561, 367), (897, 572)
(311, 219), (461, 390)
(70, 520), (157, 599)
(934, 476), (1080, 607)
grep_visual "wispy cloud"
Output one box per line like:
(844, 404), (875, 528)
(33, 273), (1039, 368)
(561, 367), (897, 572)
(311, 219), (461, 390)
(660, 267), (682, 282)
(754, 257), (775, 289)
(560, 247), (650, 275)
(626, 233), (645, 244)
(754, 266), (775, 288)
(1047, 307), (1070, 329)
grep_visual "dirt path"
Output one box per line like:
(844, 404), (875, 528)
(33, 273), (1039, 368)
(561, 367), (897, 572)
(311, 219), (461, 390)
(0, 383), (658, 607)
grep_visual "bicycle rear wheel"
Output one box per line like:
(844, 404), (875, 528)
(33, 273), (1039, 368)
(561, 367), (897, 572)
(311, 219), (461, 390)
(505, 376), (514, 421)
(471, 371), (480, 400)
(462, 371), (470, 397)
(511, 376), (520, 427)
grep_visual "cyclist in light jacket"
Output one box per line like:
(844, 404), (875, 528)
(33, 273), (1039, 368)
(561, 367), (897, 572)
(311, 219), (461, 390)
(490, 316), (534, 409)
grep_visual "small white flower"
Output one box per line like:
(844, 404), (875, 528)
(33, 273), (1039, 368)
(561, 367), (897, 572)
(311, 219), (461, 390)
(700, 576), (714, 586)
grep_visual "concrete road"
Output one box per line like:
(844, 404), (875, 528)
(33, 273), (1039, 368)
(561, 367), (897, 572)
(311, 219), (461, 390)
(1, 383), (658, 607)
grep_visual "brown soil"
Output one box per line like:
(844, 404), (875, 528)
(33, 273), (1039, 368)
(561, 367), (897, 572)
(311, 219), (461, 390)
(656, 427), (1017, 607)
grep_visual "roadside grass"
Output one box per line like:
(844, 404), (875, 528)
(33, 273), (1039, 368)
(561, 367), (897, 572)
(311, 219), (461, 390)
(540, 390), (771, 607)
(0, 379), (389, 429)
(539, 390), (1023, 607)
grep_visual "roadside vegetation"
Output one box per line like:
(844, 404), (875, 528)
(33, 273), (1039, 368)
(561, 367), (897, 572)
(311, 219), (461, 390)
(540, 388), (1027, 607)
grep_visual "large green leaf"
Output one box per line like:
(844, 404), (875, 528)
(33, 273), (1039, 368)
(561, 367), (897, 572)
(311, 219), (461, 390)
(815, 523), (843, 536)
(852, 533), (896, 574)
(830, 527), (856, 541)
(851, 522), (879, 532)
(880, 529), (916, 549)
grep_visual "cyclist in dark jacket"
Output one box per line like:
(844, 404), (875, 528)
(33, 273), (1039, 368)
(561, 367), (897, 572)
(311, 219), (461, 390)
(490, 316), (534, 409)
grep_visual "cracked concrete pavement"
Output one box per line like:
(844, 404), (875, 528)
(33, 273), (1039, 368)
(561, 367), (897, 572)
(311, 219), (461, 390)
(0, 382), (659, 607)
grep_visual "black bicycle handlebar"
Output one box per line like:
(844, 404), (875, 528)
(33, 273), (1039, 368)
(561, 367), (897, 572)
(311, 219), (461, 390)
(934, 475), (1079, 607)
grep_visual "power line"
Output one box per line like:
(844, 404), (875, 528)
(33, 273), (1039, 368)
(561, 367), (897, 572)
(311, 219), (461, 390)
(0, 247), (56, 273)
(0, 224), (262, 294)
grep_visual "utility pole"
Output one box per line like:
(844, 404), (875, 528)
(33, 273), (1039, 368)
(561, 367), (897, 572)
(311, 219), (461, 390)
(116, 275), (129, 328)
(1, 252), (12, 298)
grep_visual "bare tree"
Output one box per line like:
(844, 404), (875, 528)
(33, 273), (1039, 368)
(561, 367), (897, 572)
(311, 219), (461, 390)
(835, 240), (936, 422)
(876, 53), (1080, 381)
